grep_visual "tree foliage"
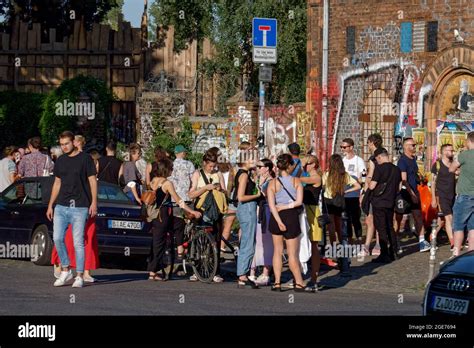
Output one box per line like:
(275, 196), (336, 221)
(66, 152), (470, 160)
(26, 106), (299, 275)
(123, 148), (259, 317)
(146, 115), (202, 167)
(0, 0), (121, 36)
(149, 0), (307, 110)
(39, 75), (115, 147)
(101, 0), (123, 31)
(0, 91), (45, 149)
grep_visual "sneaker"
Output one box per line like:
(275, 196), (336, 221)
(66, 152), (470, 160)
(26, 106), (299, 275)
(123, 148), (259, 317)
(83, 275), (96, 283)
(248, 275), (257, 282)
(371, 245), (381, 256)
(53, 270), (73, 287)
(53, 266), (61, 279)
(255, 274), (270, 286)
(213, 275), (224, 283)
(419, 240), (431, 252)
(72, 276), (84, 288)
(304, 281), (319, 292)
(357, 245), (370, 257)
(189, 274), (198, 282)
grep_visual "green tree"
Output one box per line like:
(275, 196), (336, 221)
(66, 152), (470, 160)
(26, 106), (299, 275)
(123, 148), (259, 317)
(0, 91), (45, 149)
(146, 114), (202, 167)
(149, 0), (307, 112)
(0, 0), (121, 36)
(39, 75), (115, 147)
(101, 0), (124, 31)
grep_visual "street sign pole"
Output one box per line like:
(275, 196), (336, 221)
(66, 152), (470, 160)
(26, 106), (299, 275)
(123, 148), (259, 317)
(258, 65), (265, 159)
(252, 18), (277, 159)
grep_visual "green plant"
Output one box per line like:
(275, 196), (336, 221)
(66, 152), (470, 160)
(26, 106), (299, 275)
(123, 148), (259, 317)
(0, 90), (46, 149)
(145, 114), (202, 168)
(39, 75), (115, 147)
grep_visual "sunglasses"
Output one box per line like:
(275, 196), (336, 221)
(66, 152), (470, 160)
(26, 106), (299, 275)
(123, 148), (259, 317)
(340, 145), (350, 149)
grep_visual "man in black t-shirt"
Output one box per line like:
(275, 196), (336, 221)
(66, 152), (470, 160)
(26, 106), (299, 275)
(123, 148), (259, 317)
(369, 148), (402, 263)
(396, 137), (430, 253)
(46, 131), (97, 288)
(97, 140), (122, 185)
(430, 144), (456, 251)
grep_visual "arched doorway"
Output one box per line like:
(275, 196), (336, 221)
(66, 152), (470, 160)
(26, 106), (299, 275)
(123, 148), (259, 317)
(422, 44), (474, 165)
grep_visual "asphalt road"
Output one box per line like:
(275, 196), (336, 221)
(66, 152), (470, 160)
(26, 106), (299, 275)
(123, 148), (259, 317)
(0, 257), (424, 315)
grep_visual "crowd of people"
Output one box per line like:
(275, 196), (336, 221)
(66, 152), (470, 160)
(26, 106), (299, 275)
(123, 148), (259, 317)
(1, 130), (473, 291)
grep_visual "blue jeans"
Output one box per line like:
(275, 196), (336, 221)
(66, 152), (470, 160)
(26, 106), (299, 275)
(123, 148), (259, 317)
(236, 201), (257, 277)
(53, 204), (89, 273)
(453, 195), (474, 232)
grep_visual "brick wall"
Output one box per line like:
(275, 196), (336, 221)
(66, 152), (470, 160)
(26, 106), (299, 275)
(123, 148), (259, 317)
(307, 0), (474, 168)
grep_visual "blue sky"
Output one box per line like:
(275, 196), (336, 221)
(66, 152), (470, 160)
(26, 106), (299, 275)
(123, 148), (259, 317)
(123, 0), (155, 27)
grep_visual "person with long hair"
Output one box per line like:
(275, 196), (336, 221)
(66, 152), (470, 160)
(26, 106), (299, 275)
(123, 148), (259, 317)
(146, 145), (169, 189)
(147, 158), (201, 280)
(267, 154), (305, 292)
(300, 154), (323, 292)
(359, 133), (383, 256)
(249, 158), (275, 286)
(234, 143), (261, 288)
(322, 154), (361, 244)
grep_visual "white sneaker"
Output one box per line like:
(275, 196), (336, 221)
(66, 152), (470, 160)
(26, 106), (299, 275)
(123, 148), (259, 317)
(72, 276), (84, 288)
(255, 274), (270, 286)
(248, 275), (257, 282)
(83, 275), (96, 283)
(53, 266), (61, 279)
(53, 270), (73, 287)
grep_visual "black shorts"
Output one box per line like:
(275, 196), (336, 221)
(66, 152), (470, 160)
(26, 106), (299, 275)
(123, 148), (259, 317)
(438, 195), (454, 216)
(269, 208), (301, 240)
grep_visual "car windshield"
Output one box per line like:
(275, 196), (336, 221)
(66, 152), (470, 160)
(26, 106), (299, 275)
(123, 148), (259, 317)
(98, 184), (134, 204)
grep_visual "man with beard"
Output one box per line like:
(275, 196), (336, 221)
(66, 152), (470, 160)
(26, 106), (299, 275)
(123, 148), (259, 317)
(431, 144), (456, 253)
(46, 131), (97, 288)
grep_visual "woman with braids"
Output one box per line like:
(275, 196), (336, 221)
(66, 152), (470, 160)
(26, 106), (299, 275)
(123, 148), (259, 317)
(322, 154), (361, 244)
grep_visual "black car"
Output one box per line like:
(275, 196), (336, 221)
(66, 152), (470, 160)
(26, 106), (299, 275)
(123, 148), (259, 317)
(0, 177), (152, 266)
(423, 251), (474, 317)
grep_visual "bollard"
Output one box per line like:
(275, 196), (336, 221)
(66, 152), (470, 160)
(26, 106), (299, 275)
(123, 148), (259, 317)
(427, 218), (438, 285)
(339, 211), (351, 277)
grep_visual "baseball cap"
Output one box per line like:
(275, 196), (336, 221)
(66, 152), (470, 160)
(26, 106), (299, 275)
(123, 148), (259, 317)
(174, 145), (186, 154)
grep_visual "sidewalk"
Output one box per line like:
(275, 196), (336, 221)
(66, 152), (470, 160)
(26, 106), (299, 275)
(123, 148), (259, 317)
(316, 238), (453, 294)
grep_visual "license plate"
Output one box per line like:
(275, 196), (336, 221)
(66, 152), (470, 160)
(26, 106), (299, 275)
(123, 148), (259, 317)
(432, 295), (469, 314)
(108, 220), (142, 230)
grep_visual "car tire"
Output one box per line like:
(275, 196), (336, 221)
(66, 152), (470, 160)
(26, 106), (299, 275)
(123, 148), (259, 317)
(31, 225), (53, 266)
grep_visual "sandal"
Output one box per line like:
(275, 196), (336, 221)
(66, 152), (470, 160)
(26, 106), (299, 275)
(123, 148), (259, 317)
(237, 278), (259, 289)
(271, 283), (282, 292)
(149, 273), (166, 281)
(294, 284), (306, 292)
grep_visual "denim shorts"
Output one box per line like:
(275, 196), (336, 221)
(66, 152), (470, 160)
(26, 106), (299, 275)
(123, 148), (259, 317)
(452, 195), (474, 232)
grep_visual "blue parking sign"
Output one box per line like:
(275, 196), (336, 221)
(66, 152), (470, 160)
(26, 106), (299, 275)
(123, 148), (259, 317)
(252, 18), (277, 48)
